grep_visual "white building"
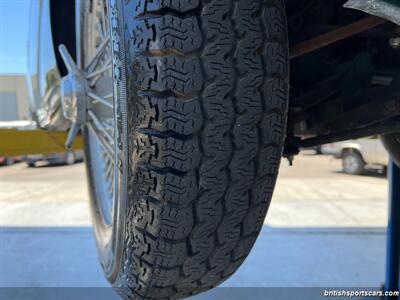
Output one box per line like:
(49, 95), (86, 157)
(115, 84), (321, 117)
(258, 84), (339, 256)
(0, 74), (30, 121)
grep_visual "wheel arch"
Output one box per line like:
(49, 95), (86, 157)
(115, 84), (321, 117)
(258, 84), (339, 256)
(49, 0), (77, 77)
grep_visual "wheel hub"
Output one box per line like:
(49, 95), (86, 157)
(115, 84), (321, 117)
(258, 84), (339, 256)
(60, 71), (87, 126)
(59, 45), (89, 148)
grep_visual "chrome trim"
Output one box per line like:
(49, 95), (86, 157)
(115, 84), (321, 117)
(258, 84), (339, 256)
(344, 0), (400, 25)
(26, 0), (70, 131)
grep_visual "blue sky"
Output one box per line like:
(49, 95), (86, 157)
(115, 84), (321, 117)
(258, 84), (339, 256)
(0, 0), (30, 74)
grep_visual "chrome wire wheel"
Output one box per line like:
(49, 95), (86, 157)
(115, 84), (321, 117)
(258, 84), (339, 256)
(83, 0), (116, 226)
(80, 0), (124, 277)
(59, 0), (126, 284)
(84, 0), (115, 227)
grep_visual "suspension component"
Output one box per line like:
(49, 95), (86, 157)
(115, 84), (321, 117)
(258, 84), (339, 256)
(290, 16), (387, 59)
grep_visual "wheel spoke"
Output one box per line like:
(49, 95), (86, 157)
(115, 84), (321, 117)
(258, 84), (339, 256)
(102, 120), (114, 130)
(89, 65), (111, 87)
(103, 92), (113, 99)
(85, 35), (110, 72)
(100, 0), (108, 38)
(90, 74), (101, 88)
(87, 122), (114, 160)
(88, 109), (114, 147)
(86, 61), (112, 79)
(104, 153), (115, 201)
(87, 57), (112, 88)
(88, 92), (114, 109)
(105, 159), (114, 182)
(97, 23), (105, 39)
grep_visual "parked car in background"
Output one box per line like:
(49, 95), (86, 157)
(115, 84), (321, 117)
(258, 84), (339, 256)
(23, 150), (84, 167)
(321, 137), (389, 175)
(0, 156), (21, 166)
(320, 143), (344, 158)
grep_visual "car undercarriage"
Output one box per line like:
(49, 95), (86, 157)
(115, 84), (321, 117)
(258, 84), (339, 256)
(18, 0), (400, 163)
(284, 0), (400, 162)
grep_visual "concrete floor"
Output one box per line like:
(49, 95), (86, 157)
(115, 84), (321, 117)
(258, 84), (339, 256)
(0, 153), (389, 299)
(0, 153), (388, 227)
(0, 226), (385, 299)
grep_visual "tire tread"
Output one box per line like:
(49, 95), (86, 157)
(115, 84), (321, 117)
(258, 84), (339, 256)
(118, 0), (289, 298)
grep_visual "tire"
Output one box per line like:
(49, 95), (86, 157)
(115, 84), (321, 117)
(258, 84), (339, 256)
(4, 157), (14, 166)
(65, 152), (75, 165)
(342, 151), (365, 175)
(383, 166), (388, 176)
(27, 162), (36, 168)
(83, 0), (289, 298)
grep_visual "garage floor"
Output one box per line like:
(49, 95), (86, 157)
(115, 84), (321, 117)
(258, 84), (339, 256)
(0, 153), (388, 299)
(0, 226), (385, 299)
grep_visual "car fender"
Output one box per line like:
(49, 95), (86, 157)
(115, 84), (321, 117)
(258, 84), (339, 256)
(26, 0), (76, 131)
(340, 142), (363, 157)
(344, 0), (400, 26)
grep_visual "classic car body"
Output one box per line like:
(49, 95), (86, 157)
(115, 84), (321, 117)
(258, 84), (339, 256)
(26, 0), (76, 131)
(322, 137), (389, 164)
(25, 0), (400, 158)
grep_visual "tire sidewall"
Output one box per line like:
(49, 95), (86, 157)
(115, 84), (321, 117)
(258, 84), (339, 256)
(5, 157), (13, 166)
(65, 152), (75, 165)
(342, 152), (364, 175)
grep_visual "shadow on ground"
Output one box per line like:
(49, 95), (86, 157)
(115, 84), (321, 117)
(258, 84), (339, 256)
(0, 225), (386, 299)
(332, 169), (387, 179)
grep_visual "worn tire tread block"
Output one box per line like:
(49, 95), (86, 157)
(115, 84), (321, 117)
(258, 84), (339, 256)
(117, 0), (289, 298)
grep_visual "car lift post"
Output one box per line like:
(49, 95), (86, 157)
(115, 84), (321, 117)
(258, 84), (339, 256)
(385, 160), (400, 299)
